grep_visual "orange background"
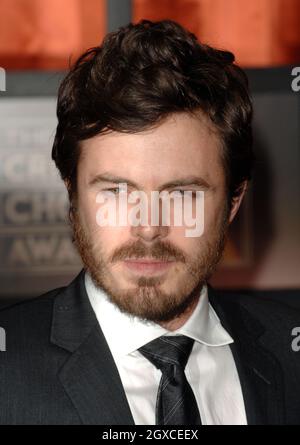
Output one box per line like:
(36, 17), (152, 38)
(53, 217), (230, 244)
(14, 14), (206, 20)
(0, 0), (299, 69)
(133, 0), (300, 67)
(0, 0), (106, 69)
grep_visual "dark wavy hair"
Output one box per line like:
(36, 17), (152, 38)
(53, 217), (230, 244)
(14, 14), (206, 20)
(52, 19), (254, 206)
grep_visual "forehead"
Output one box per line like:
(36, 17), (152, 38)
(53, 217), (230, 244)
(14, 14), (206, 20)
(78, 112), (225, 187)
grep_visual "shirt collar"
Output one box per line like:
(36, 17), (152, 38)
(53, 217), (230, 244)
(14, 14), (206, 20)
(85, 271), (233, 359)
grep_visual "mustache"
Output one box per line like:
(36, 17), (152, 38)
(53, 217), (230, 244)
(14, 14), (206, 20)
(110, 239), (186, 263)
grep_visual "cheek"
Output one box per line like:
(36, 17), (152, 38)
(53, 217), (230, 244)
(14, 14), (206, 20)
(168, 226), (201, 255)
(80, 200), (131, 254)
(96, 225), (129, 246)
(203, 193), (227, 230)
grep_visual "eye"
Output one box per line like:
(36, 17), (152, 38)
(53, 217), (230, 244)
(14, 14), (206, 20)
(172, 190), (197, 197)
(105, 187), (120, 194)
(169, 190), (184, 197)
(103, 186), (127, 195)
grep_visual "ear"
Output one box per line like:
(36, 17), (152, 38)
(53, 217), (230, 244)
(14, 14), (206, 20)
(228, 181), (248, 224)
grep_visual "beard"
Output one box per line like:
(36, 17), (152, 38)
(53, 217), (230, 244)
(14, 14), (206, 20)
(70, 204), (229, 324)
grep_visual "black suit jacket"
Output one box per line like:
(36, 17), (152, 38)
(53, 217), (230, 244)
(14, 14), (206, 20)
(0, 269), (300, 425)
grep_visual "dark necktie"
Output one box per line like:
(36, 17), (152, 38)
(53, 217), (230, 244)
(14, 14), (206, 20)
(138, 334), (202, 425)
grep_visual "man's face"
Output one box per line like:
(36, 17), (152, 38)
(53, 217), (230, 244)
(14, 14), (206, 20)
(71, 112), (234, 324)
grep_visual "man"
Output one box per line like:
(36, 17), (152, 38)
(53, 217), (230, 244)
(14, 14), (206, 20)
(1, 19), (300, 425)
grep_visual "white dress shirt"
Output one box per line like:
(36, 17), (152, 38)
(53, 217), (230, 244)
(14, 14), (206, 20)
(85, 272), (247, 425)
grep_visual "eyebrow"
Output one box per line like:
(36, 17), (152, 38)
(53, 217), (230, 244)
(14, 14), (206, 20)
(89, 173), (212, 191)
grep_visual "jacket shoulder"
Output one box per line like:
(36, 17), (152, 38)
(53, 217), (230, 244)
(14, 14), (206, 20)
(0, 285), (65, 327)
(209, 287), (300, 335)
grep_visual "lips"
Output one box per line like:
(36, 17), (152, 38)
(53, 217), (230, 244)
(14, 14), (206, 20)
(123, 258), (175, 275)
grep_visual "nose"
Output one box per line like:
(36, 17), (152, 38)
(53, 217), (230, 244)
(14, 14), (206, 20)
(129, 191), (170, 242)
(131, 223), (169, 243)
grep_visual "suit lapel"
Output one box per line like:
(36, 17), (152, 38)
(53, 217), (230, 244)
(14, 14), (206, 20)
(208, 285), (285, 425)
(50, 270), (285, 425)
(50, 270), (135, 425)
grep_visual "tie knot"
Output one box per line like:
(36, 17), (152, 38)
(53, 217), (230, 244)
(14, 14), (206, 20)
(138, 335), (195, 373)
